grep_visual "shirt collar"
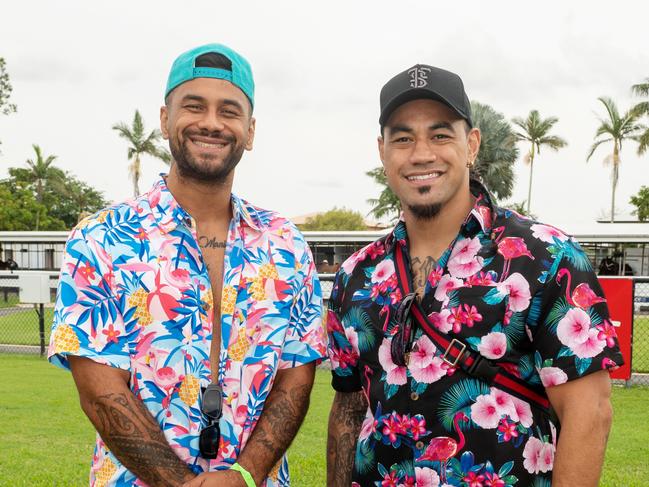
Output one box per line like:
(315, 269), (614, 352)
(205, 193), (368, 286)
(385, 178), (496, 253)
(145, 174), (264, 233)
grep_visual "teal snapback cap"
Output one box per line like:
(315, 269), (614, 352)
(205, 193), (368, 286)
(165, 43), (254, 108)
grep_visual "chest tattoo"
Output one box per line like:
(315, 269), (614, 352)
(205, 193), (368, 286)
(198, 236), (227, 249)
(410, 256), (438, 298)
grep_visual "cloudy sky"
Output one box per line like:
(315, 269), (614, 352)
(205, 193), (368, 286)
(1, 0), (648, 228)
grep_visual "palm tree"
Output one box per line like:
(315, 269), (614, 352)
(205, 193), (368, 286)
(112, 110), (170, 197)
(512, 110), (567, 214)
(470, 101), (518, 201)
(366, 166), (401, 223)
(587, 97), (644, 223)
(24, 144), (62, 230)
(632, 78), (649, 155)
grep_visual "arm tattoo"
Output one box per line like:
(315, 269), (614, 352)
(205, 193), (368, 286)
(410, 256), (437, 298)
(90, 392), (192, 486)
(239, 381), (313, 479)
(327, 391), (367, 487)
(198, 236), (227, 249)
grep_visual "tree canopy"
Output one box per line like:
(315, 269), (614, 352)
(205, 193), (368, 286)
(630, 185), (649, 222)
(1, 147), (109, 230)
(298, 207), (367, 231)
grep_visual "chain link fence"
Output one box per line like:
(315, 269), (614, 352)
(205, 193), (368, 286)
(0, 271), (57, 355)
(633, 279), (649, 385)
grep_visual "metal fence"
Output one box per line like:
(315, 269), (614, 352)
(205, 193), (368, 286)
(1, 272), (648, 386)
(0, 271), (57, 355)
(633, 279), (649, 385)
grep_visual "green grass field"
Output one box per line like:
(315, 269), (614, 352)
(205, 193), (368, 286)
(0, 355), (647, 486)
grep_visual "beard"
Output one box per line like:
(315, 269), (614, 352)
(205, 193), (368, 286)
(169, 129), (245, 183)
(406, 185), (443, 220)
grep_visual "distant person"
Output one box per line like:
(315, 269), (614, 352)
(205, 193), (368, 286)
(49, 43), (326, 486)
(326, 63), (624, 486)
(6, 258), (18, 271)
(598, 256), (619, 275)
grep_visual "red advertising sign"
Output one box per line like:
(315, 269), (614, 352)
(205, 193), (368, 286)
(598, 277), (633, 381)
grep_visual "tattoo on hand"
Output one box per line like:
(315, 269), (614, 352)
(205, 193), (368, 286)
(91, 392), (191, 486)
(411, 256), (438, 297)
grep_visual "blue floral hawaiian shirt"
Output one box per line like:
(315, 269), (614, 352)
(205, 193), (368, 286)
(49, 175), (327, 486)
(327, 180), (623, 486)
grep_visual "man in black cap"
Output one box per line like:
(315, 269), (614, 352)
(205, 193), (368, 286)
(326, 64), (622, 486)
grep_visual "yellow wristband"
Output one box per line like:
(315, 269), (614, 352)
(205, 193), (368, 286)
(231, 462), (255, 487)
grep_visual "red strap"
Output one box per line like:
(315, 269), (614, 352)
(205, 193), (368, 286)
(394, 241), (551, 411)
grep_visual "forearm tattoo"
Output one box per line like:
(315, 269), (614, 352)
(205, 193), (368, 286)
(91, 392), (192, 486)
(242, 382), (313, 476)
(410, 256), (437, 298)
(327, 391), (367, 487)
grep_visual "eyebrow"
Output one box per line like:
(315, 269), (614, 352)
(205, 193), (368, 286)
(388, 121), (456, 135)
(179, 95), (245, 112)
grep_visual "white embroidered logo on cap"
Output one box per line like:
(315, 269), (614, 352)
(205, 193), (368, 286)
(408, 66), (431, 88)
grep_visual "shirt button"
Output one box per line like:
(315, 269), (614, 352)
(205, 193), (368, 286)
(415, 441), (425, 450)
(202, 302), (211, 311)
(410, 392), (419, 401)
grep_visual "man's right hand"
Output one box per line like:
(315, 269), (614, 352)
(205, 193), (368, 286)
(326, 390), (367, 487)
(69, 356), (195, 487)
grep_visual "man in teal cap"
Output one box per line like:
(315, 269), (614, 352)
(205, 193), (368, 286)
(49, 43), (326, 487)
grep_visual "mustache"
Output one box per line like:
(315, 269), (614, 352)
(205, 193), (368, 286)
(184, 129), (236, 144)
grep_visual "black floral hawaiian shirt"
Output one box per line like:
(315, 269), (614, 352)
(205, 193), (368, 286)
(327, 180), (623, 487)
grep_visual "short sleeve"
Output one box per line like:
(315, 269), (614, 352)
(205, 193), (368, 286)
(48, 226), (133, 372)
(532, 249), (624, 388)
(327, 272), (362, 392)
(278, 240), (327, 369)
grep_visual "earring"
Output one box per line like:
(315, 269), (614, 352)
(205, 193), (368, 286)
(466, 160), (474, 168)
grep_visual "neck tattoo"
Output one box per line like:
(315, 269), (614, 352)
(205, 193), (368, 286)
(199, 236), (227, 249)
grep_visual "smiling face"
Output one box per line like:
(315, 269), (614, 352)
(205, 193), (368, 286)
(160, 77), (255, 183)
(378, 98), (480, 220)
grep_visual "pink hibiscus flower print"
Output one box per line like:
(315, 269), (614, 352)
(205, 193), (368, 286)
(448, 255), (484, 279)
(530, 223), (568, 243)
(415, 467), (440, 487)
(478, 332), (508, 360)
(428, 309), (453, 333)
(539, 366), (568, 387)
(496, 273), (531, 312)
(557, 308), (591, 348)
(371, 259), (395, 284)
(470, 393), (501, 429)
(378, 338), (407, 385)
(450, 236), (482, 264)
(434, 275), (463, 302)
(489, 387), (518, 420)
(522, 436), (544, 474)
(571, 328), (606, 358)
(510, 396), (533, 428)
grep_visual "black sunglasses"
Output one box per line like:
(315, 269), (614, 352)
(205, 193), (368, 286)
(391, 292), (417, 367)
(198, 383), (223, 459)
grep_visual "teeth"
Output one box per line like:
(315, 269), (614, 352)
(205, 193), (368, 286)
(407, 172), (441, 181)
(193, 140), (225, 148)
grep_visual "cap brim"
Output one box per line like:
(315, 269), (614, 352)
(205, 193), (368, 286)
(379, 88), (471, 127)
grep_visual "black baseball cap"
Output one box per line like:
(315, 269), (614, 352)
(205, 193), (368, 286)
(379, 64), (472, 129)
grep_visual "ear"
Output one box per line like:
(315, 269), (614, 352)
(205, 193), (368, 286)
(377, 135), (386, 166)
(467, 127), (481, 163)
(160, 106), (169, 140)
(245, 117), (256, 151)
